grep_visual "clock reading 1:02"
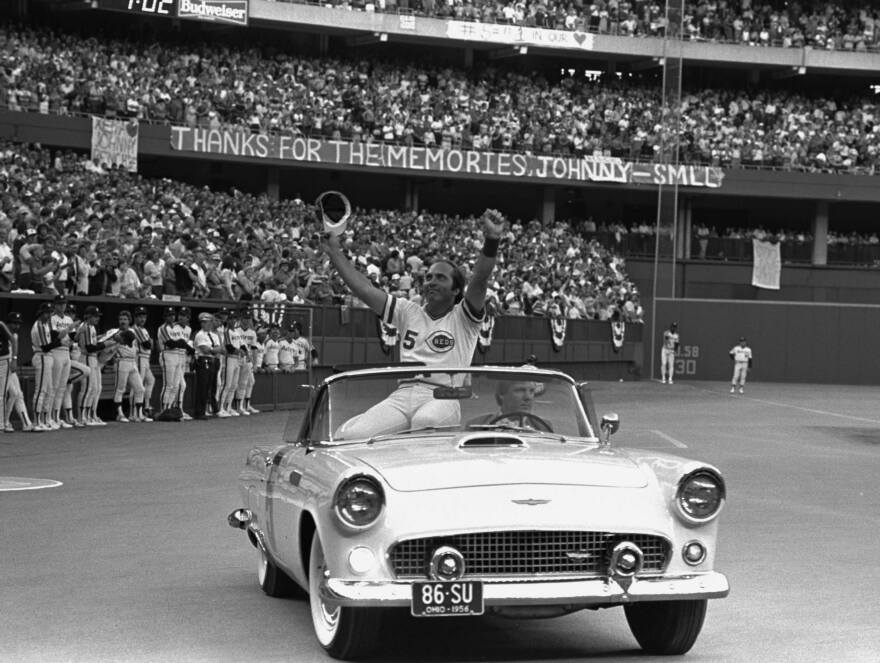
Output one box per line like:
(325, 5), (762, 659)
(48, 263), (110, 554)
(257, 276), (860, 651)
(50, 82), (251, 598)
(96, 0), (178, 16)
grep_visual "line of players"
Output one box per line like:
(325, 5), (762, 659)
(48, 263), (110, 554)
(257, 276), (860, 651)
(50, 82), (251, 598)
(0, 297), (317, 432)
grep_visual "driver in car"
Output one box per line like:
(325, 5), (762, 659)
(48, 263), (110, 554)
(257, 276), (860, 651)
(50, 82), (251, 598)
(468, 380), (545, 429)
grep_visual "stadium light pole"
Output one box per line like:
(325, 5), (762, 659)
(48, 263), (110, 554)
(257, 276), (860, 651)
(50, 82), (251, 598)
(649, 0), (684, 381)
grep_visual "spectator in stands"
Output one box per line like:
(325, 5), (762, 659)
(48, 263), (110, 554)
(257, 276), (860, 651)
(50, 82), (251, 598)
(0, 226), (13, 292)
(2, 23), (880, 172)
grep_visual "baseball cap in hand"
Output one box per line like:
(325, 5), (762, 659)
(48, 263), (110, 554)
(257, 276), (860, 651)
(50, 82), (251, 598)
(316, 191), (351, 236)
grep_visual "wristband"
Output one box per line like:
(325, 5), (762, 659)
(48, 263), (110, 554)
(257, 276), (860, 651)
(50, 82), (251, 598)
(482, 237), (500, 258)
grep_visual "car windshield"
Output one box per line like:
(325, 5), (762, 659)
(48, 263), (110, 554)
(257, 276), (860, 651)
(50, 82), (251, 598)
(294, 368), (595, 444)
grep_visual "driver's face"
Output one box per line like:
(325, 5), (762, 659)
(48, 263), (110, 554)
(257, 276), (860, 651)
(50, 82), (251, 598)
(500, 382), (537, 413)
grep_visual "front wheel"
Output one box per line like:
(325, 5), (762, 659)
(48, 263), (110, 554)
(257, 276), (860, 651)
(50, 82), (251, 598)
(624, 599), (708, 655)
(258, 543), (302, 598)
(309, 534), (383, 660)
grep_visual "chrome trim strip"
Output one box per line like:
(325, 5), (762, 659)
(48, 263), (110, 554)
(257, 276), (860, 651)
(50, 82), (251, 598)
(320, 572), (730, 607)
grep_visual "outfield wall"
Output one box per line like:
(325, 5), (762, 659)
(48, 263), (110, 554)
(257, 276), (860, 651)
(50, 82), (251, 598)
(653, 298), (880, 385)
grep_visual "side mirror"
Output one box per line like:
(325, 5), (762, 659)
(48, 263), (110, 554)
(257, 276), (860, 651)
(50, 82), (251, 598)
(600, 413), (620, 446)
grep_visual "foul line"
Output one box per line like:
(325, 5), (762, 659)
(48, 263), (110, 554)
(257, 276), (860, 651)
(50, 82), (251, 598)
(651, 430), (688, 448)
(690, 385), (880, 425)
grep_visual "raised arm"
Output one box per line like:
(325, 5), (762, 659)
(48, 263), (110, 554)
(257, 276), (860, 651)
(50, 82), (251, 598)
(320, 232), (387, 316)
(464, 209), (505, 315)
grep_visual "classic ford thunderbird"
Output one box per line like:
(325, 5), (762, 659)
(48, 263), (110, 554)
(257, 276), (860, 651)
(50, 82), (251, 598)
(229, 366), (728, 659)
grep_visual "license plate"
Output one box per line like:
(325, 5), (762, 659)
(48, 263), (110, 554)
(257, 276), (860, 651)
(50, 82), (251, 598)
(411, 580), (484, 617)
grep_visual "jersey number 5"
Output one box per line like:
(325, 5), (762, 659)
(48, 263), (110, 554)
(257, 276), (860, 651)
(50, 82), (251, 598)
(402, 330), (418, 350)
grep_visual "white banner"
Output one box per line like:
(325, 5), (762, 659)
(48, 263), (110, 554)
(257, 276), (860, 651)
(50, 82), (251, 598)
(752, 239), (781, 290)
(445, 21), (594, 51)
(178, 0), (249, 26)
(91, 117), (138, 172)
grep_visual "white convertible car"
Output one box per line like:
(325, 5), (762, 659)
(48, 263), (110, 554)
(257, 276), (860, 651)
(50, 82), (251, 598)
(229, 366), (728, 659)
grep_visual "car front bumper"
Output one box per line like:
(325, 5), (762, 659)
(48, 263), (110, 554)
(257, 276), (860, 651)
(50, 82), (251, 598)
(321, 572), (729, 607)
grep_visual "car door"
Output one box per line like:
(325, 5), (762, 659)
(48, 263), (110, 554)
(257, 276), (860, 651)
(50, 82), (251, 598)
(266, 384), (330, 580)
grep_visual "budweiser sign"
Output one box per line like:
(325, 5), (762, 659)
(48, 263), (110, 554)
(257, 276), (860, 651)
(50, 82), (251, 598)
(177, 0), (248, 25)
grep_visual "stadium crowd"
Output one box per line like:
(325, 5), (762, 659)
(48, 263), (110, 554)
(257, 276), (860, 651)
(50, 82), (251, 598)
(689, 224), (880, 263)
(289, 0), (880, 52)
(2, 24), (880, 172)
(0, 140), (645, 322)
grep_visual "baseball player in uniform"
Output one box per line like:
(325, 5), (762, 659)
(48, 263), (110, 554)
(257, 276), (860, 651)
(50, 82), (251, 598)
(132, 306), (155, 420)
(213, 307), (230, 409)
(77, 305), (116, 426)
(263, 325), (281, 371)
(322, 204), (504, 439)
(49, 295), (75, 429)
(235, 313), (259, 415)
(218, 309), (243, 417)
(252, 326), (267, 375)
(176, 307), (194, 419)
(30, 302), (58, 431)
(112, 310), (145, 422)
(4, 312), (33, 432)
(0, 314), (17, 432)
(278, 328), (297, 373)
(660, 322), (680, 384)
(157, 307), (183, 415)
(63, 303), (90, 427)
(729, 337), (753, 394)
(290, 322), (318, 370)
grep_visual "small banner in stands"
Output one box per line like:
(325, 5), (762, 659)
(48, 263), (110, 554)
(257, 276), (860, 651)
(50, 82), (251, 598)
(477, 315), (495, 354)
(170, 128), (725, 189)
(550, 317), (567, 352)
(611, 320), (625, 353)
(446, 20), (596, 52)
(752, 239), (781, 290)
(92, 117), (138, 172)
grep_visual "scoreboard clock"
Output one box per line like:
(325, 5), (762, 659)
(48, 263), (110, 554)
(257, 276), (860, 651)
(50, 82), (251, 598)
(94, 0), (249, 25)
(95, 0), (178, 17)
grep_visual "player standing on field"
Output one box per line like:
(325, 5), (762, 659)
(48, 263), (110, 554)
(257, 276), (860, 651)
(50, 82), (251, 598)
(30, 302), (58, 431)
(290, 321), (318, 370)
(263, 324), (280, 372)
(49, 295), (74, 429)
(132, 307), (155, 420)
(235, 313), (259, 415)
(176, 307), (194, 420)
(729, 337), (753, 394)
(77, 305), (116, 426)
(218, 309), (243, 417)
(660, 322), (680, 384)
(113, 310), (146, 423)
(4, 312), (33, 432)
(0, 314), (17, 432)
(63, 303), (90, 427)
(157, 307), (185, 419)
(213, 307), (229, 410)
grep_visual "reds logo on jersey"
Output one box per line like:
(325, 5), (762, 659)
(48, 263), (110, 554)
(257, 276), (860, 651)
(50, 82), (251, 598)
(426, 331), (455, 353)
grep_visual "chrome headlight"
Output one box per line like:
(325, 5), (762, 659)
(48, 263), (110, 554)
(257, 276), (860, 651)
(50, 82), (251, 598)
(334, 476), (385, 529)
(675, 469), (726, 524)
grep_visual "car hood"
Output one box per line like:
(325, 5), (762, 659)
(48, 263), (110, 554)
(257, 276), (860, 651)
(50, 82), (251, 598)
(338, 436), (648, 491)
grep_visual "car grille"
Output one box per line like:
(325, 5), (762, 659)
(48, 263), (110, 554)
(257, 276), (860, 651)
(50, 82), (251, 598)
(390, 531), (670, 578)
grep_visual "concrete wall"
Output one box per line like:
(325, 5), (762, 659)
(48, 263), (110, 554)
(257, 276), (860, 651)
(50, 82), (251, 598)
(652, 298), (880, 384)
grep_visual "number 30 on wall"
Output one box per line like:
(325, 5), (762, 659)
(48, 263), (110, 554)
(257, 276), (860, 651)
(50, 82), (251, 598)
(675, 345), (699, 376)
